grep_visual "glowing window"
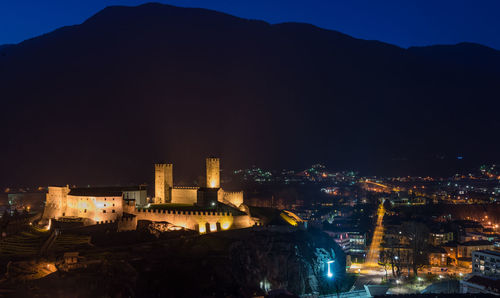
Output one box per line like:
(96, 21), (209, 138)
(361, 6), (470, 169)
(210, 223), (217, 232)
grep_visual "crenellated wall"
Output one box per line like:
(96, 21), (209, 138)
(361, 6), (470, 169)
(133, 208), (254, 232)
(222, 191), (243, 207)
(117, 216), (137, 231)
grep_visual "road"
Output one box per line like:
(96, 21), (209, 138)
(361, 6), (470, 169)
(364, 202), (385, 268)
(349, 202), (386, 290)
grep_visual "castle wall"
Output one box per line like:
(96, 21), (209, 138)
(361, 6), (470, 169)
(117, 216), (137, 231)
(92, 196), (122, 223)
(42, 186), (70, 222)
(63, 195), (123, 223)
(233, 212), (256, 229)
(123, 200), (136, 214)
(222, 191), (244, 207)
(206, 158), (220, 188)
(171, 187), (198, 205)
(42, 186), (124, 225)
(133, 208), (254, 232)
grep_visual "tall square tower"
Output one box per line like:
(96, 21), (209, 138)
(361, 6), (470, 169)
(155, 163), (173, 203)
(206, 158), (220, 188)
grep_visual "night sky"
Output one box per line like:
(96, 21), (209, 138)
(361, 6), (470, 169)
(2, 0), (500, 49)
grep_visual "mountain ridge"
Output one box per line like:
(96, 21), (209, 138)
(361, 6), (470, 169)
(0, 3), (499, 186)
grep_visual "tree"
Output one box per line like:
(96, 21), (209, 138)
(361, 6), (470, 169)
(1, 210), (10, 220)
(381, 235), (403, 278)
(401, 221), (429, 277)
(383, 199), (392, 211)
(381, 224), (407, 279)
(379, 250), (390, 280)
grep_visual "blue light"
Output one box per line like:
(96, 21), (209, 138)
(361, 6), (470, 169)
(327, 260), (334, 278)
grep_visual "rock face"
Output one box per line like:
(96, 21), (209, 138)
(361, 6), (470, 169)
(4, 228), (346, 297)
(225, 228), (345, 295)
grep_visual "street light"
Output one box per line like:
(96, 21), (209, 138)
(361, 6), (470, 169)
(327, 260), (335, 278)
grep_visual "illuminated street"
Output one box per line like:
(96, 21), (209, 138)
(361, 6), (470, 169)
(349, 202), (386, 290)
(364, 202), (385, 269)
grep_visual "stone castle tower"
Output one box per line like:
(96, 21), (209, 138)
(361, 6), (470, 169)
(155, 163), (173, 203)
(206, 158), (220, 188)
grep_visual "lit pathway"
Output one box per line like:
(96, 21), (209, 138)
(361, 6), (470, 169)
(364, 202), (385, 268)
(349, 202), (386, 291)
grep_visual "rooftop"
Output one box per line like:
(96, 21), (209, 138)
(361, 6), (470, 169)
(460, 240), (493, 246)
(464, 275), (500, 293)
(429, 246), (447, 253)
(474, 250), (500, 257)
(68, 186), (145, 197)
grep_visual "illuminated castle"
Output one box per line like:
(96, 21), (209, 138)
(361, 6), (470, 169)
(153, 157), (243, 207)
(42, 158), (254, 233)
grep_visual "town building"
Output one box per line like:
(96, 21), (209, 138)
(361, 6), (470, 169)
(460, 249), (500, 295)
(458, 240), (495, 258)
(428, 247), (448, 267)
(324, 231), (351, 252)
(472, 250), (500, 277)
(429, 230), (454, 246)
(461, 231), (496, 243)
(460, 275), (500, 295)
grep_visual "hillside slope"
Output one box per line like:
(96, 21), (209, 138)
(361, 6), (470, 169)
(0, 3), (499, 185)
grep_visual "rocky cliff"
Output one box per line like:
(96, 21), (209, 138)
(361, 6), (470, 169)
(2, 228), (347, 297)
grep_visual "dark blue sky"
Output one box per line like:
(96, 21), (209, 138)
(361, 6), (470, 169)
(1, 0), (499, 49)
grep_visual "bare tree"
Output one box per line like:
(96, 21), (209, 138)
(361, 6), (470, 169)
(401, 221), (429, 277)
(381, 228), (403, 278)
(379, 250), (390, 281)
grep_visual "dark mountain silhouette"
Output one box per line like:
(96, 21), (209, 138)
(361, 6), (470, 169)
(408, 42), (500, 74)
(1, 3), (499, 187)
(0, 44), (13, 53)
